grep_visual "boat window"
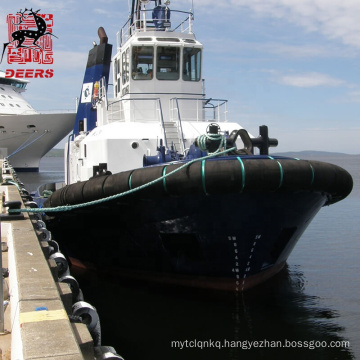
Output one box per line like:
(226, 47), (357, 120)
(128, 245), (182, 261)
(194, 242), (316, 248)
(138, 37), (153, 41)
(114, 57), (119, 76)
(122, 48), (130, 85)
(156, 38), (180, 42)
(132, 46), (153, 80)
(0, 78), (26, 88)
(9, 103), (14, 107)
(16, 104), (21, 107)
(183, 39), (196, 44)
(114, 58), (121, 97)
(183, 47), (201, 82)
(12, 81), (25, 89)
(117, 78), (121, 96)
(0, 103), (5, 106)
(8, 95), (13, 99)
(0, 87), (4, 91)
(156, 46), (180, 80)
(117, 58), (120, 74)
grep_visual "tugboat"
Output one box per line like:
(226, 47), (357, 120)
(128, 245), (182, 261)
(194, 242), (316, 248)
(42, 0), (353, 291)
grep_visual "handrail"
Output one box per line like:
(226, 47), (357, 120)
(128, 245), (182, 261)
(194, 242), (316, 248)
(107, 97), (168, 148)
(66, 133), (74, 184)
(171, 97), (228, 122)
(117, 8), (194, 48)
(156, 98), (168, 149)
(173, 98), (186, 152)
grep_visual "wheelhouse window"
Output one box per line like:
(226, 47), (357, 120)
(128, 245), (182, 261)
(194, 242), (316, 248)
(132, 46), (154, 80)
(114, 57), (121, 97)
(122, 48), (130, 84)
(183, 47), (201, 81)
(156, 46), (180, 80)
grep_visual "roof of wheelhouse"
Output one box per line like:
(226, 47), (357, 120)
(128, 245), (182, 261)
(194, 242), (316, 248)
(117, 0), (197, 49)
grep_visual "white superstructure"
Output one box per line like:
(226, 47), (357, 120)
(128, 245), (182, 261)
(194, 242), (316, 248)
(0, 70), (75, 170)
(66, 1), (245, 184)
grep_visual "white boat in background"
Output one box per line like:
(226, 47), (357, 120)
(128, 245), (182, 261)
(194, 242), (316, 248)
(0, 70), (75, 171)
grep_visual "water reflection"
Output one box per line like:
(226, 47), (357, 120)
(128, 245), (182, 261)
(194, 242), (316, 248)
(74, 265), (354, 360)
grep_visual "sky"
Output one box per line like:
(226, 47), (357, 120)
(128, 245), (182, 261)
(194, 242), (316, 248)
(0, 0), (359, 154)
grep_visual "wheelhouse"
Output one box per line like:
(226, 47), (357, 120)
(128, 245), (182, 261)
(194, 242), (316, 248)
(114, 36), (202, 98)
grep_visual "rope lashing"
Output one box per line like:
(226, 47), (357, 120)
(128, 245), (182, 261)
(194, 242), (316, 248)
(196, 133), (227, 154)
(7, 146), (236, 214)
(8, 131), (49, 158)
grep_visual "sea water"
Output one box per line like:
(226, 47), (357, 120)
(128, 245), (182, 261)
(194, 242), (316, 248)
(18, 154), (360, 360)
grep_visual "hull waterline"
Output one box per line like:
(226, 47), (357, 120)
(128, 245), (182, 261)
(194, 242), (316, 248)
(45, 190), (329, 291)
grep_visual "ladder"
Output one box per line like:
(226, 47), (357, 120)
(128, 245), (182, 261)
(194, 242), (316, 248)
(163, 121), (185, 154)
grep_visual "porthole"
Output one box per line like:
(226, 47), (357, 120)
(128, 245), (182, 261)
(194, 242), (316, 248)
(131, 142), (139, 149)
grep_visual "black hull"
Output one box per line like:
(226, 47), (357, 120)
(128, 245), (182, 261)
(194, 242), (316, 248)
(43, 156), (353, 291)
(45, 190), (326, 291)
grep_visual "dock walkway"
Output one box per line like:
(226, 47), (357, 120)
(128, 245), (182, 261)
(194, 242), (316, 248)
(0, 160), (95, 360)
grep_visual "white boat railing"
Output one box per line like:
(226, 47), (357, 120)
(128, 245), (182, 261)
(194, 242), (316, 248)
(170, 98), (228, 123)
(106, 97), (168, 147)
(106, 98), (162, 123)
(106, 97), (228, 124)
(103, 96), (227, 151)
(102, 97), (228, 123)
(117, 8), (194, 49)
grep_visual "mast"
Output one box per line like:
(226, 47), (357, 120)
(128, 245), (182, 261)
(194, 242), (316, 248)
(130, 0), (136, 25)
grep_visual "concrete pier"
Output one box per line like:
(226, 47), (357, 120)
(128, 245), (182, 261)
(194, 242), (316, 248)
(0, 164), (93, 359)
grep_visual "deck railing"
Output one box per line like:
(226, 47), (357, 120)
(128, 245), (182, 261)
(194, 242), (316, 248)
(117, 8), (194, 49)
(170, 98), (228, 123)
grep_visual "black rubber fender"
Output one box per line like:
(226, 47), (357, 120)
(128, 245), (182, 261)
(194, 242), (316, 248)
(43, 156), (353, 209)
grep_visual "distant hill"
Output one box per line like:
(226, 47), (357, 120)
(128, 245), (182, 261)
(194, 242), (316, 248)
(273, 150), (359, 159)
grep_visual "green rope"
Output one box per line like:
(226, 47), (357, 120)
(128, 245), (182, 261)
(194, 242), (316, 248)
(236, 157), (246, 191)
(276, 161), (284, 189)
(8, 146), (236, 214)
(162, 166), (168, 193)
(196, 134), (227, 154)
(268, 157), (283, 189)
(201, 160), (207, 195)
(309, 163), (315, 186)
(42, 190), (53, 198)
(2, 179), (21, 191)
